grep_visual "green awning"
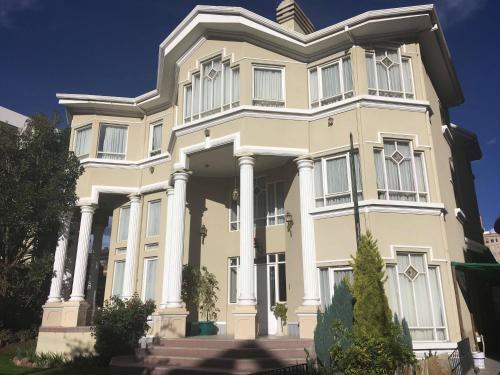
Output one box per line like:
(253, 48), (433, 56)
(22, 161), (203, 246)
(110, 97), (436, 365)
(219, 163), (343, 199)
(451, 262), (500, 270)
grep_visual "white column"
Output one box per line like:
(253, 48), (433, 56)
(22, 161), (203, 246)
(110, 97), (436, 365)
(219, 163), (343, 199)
(122, 194), (142, 300)
(165, 171), (190, 308)
(160, 187), (175, 309)
(237, 155), (256, 306)
(47, 212), (73, 303)
(297, 158), (320, 306)
(69, 205), (95, 301)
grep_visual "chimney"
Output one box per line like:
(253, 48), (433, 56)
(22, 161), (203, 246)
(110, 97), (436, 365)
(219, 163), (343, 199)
(276, 0), (315, 35)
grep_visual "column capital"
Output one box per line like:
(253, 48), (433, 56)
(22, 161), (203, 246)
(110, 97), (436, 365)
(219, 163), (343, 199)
(172, 170), (191, 182)
(295, 156), (314, 170)
(127, 193), (141, 203)
(166, 186), (175, 196)
(237, 155), (255, 167)
(80, 204), (97, 214)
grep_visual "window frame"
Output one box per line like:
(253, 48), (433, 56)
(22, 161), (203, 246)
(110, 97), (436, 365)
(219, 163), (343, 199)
(229, 194), (240, 232)
(227, 256), (240, 304)
(97, 123), (128, 160)
(148, 122), (163, 157)
(374, 139), (429, 202)
(266, 181), (285, 227)
(73, 125), (92, 159)
(117, 205), (131, 242)
(111, 260), (125, 297)
(141, 256), (158, 302)
(308, 55), (354, 108)
(318, 266), (353, 309)
(252, 65), (286, 107)
(146, 200), (161, 238)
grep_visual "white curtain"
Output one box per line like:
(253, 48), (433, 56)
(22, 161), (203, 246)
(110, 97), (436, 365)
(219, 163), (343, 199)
(232, 68), (240, 104)
(319, 268), (331, 309)
(388, 65), (402, 92)
(342, 57), (353, 93)
(429, 267), (446, 339)
(75, 127), (91, 157)
(254, 68), (283, 101)
(414, 152), (426, 192)
(397, 254), (418, 326)
(376, 62), (389, 91)
(118, 206), (130, 241)
(99, 125), (127, 159)
(143, 258), (157, 301)
(184, 86), (192, 120)
(322, 63), (341, 99)
(230, 199), (238, 231)
(112, 261), (125, 297)
(223, 63), (231, 106)
(386, 266), (400, 316)
(147, 201), (161, 237)
(333, 269), (353, 287)
(201, 62), (212, 113)
(326, 157), (350, 205)
(402, 58), (414, 95)
(267, 184), (276, 225)
(276, 182), (285, 223)
(366, 53), (377, 89)
(212, 59), (222, 109)
(254, 177), (267, 226)
(193, 75), (200, 116)
(374, 150), (386, 191)
(314, 160), (324, 206)
(310, 69), (319, 103)
(353, 153), (363, 192)
(151, 124), (162, 152)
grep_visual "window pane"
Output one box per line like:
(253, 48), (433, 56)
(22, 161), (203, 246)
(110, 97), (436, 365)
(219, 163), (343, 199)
(314, 160), (324, 199)
(414, 273), (433, 326)
(98, 125), (127, 160)
(326, 157), (348, 194)
(276, 182), (285, 218)
(386, 266), (400, 316)
(232, 68), (240, 103)
(184, 86), (192, 120)
(376, 62), (389, 91)
(112, 261), (125, 297)
(254, 68), (283, 101)
(402, 58), (414, 94)
(151, 124), (162, 152)
(333, 269), (353, 286)
(310, 69), (318, 103)
(147, 201), (161, 237)
(342, 57), (353, 92)
(143, 258), (157, 301)
(374, 150), (386, 190)
(388, 65), (402, 92)
(399, 272), (417, 326)
(193, 75), (200, 116)
(353, 153), (363, 191)
(319, 268), (330, 309)
(269, 266), (276, 308)
(223, 63), (231, 106)
(278, 263), (287, 301)
(229, 266), (238, 303)
(429, 268), (445, 326)
(267, 184), (276, 219)
(322, 63), (341, 99)
(118, 206), (130, 241)
(75, 127), (91, 158)
(414, 152), (427, 192)
(366, 53), (377, 89)
(399, 159), (415, 191)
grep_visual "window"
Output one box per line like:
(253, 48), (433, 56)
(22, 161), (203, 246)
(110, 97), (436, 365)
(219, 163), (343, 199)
(117, 206), (130, 241)
(184, 57), (240, 123)
(97, 124), (127, 160)
(254, 177), (268, 227)
(146, 200), (161, 237)
(366, 49), (414, 99)
(253, 66), (284, 107)
(386, 253), (447, 341)
(229, 197), (239, 231)
(309, 56), (353, 108)
(319, 267), (353, 310)
(267, 182), (285, 226)
(149, 123), (162, 157)
(228, 257), (239, 304)
(142, 257), (158, 301)
(374, 140), (428, 202)
(314, 152), (362, 207)
(112, 261), (125, 297)
(268, 253), (287, 309)
(115, 247), (127, 255)
(74, 126), (91, 158)
(145, 243), (159, 252)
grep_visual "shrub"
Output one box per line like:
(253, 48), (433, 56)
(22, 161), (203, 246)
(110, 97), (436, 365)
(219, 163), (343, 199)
(199, 267), (220, 322)
(15, 343), (69, 369)
(92, 294), (155, 364)
(181, 264), (202, 314)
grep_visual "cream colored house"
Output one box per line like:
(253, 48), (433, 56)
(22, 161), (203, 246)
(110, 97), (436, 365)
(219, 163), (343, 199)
(37, 0), (489, 355)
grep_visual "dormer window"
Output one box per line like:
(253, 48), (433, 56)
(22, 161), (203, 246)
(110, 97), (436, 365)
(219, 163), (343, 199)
(184, 56), (240, 123)
(366, 49), (414, 99)
(309, 56), (353, 108)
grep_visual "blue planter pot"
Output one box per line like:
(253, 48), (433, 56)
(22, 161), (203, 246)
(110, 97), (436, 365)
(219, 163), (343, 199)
(198, 321), (216, 335)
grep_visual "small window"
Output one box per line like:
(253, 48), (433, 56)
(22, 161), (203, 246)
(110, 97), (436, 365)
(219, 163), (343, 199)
(309, 56), (353, 108)
(319, 267), (353, 309)
(253, 66), (285, 107)
(228, 257), (240, 304)
(146, 200), (161, 237)
(117, 206), (130, 241)
(97, 124), (127, 160)
(267, 181), (285, 226)
(149, 123), (162, 157)
(74, 126), (91, 158)
(145, 243), (159, 252)
(229, 196), (239, 231)
(112, 261), (125, 297)
(115, 247), (127, 255)
(142, 257), (158, 302)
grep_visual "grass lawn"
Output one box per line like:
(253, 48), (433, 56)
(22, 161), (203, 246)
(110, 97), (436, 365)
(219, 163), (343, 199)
(0, 342), (108, 375)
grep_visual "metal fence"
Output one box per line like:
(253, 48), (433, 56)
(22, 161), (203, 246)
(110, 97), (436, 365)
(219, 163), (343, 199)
(252, 363), (309, 375)
(449, 338), (473, 375)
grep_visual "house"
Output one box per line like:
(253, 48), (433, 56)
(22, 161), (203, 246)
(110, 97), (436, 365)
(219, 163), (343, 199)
(37, 0), (489, 357)
(0, 106), (28, 132)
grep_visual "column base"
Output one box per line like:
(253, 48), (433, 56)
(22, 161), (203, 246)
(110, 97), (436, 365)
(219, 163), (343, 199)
(296, 305), (319, 339)
(233, 305), (257, 340)
(41, 302), (65, 327)
(61, 301), (89, 327)
(152, 307), (188, 338)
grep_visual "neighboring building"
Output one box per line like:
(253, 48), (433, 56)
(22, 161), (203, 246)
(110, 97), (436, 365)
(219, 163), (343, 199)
(484, 230), (500, 262)
(0, 106), (28, 132)
(37, 1), (490, 357)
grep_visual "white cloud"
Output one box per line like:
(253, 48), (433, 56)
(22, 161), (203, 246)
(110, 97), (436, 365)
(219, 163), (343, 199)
(0, 0), (39, 28)
(437, 0), (488, 27)
(487, 138), (497, 145)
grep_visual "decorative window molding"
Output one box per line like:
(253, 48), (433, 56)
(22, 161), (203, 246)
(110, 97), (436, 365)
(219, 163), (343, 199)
(366, 48), (415, 99)
(97, 123), (128, 160)
(149, 122), (163, 157)
(309, 56), (353, 108)
(74, 125), (92, 159)
(252, 65), (285, 107)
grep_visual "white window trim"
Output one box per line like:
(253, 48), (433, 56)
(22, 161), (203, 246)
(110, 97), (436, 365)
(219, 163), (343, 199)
(146, 199), (161, 238)
(148, 122), (163, 157)
(142, 256), (158, 302)
(73, 124), (92, 158)
(117, 205), (130, 242)
(251, 64), (286, 107)
(97, 123), (128, 160)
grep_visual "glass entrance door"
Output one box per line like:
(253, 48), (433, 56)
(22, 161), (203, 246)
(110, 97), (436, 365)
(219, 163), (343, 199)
(266, 253), (286, 335)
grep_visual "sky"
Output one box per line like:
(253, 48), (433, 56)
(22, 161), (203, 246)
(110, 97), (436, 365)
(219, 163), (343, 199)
(1, 0), (498, 229)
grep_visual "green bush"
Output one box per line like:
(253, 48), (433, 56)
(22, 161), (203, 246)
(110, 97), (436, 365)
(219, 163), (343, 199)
(92, 294), (155, 364)
(199, 267), (220, 322)
(15, 343), (69, 368)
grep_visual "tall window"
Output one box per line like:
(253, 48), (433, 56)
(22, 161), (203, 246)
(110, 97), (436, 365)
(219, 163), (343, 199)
(314, 152), (362, 207)
(366, 49), (414, 99)
(267, 182), (285, 225)
(146, 200), (161, 237)
(228, 257), (239, 304)
(117, 206), (130, 241)
(254, 177), (268, 227)
(268, 253), (287, 309)
(309, 56), (353, 108)
(112, 260), (125, 297)
(253, 66), (285, 107)
(142, 257), (158, 301)
(319, 267), (353, 310)
(97, 124), (127, 160)
(184, 57), (240, 123)
(230, 197), (239, 231)
(386, 253), (447, 341)
(149, 123), (162, 157)
(374, 140), (428, 202)
(74, 126), (91, 158)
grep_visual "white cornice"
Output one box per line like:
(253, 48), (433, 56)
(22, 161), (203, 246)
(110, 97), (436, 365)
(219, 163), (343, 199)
(79, 153), (170, 170)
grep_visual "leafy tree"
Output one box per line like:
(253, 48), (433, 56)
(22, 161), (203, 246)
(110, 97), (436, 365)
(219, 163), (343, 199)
(351, 231), (392, 337)
(199, 266), (220, 322)
(0, 114), (82, 330)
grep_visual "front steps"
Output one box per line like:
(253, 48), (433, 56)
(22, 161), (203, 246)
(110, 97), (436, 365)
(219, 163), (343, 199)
(110, 337), (313, 374)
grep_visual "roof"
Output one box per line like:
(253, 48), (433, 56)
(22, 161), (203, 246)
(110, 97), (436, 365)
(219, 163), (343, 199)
(57, 4), (464, 117)
(0, 106), (29, 130)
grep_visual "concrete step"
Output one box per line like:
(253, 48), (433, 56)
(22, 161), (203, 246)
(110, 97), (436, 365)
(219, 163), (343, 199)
(158, 337), (313, 350)
(150, 346), (308, 359)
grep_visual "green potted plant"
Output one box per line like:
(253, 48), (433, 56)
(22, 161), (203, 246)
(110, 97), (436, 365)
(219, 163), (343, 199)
(273, 303), (287, 336)
(198, 267), (220, 335)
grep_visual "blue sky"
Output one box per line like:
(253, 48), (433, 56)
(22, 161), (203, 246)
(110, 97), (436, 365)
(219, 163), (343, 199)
(1, 0), (498, 229)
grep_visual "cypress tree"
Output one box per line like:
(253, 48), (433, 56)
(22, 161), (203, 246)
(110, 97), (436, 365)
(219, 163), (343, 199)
(351, 231), (392, 337)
